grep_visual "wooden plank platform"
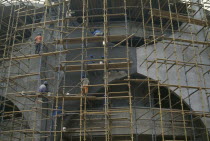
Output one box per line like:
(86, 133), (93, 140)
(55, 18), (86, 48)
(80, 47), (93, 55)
(150, 83), (210, 90)
(9, 73), (39, 80)
(17, 19), (67, 30)
(55, 62), (131, 72)
(17, 14), (125, 30)
(0, 73), (39, 82)
(54, 35), (127, 44)
(15, 95), (131, 101)
(151, 8), (210, 27)
(51, 96), (96, 100)
(0, 50), (69, 61)
(162, 37), (210, 46)
(15, 94), (96, 100)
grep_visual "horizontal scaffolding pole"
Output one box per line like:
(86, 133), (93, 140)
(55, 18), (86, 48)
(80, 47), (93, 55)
(151, 8), (210, 27)
(0, 50), (69, 61)
(56, 62), (131, 71)
(54, 35), (127, 44)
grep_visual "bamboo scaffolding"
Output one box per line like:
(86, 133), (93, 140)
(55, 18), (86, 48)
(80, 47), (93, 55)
(1, 0), (210, 141)
(55, 62), (132, 71)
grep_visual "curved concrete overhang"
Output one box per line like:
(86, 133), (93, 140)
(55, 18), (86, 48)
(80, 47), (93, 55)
(62, 73), (207, 140)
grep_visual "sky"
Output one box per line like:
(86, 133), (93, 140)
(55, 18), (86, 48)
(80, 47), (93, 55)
(1, 0), (210, 10)
(181, 0), (210, 10)
(1, 0), (45, 5)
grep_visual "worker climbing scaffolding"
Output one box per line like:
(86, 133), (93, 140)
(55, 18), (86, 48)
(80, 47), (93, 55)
(38, 81), (49, 93)
(81, 75), (90, 95)
(92, 29), (104, 36)
(34, 33), (42, 54)
(89, 55), (95, 64)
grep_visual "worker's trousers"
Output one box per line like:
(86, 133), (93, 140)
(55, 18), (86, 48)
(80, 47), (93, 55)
(94, 32), (104, 36)
(35, 43), (41, 54)
(83, 86), (88, 94)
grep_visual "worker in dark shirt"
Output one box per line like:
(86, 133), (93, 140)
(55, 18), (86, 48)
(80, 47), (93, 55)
(37, 81), (49, 103)
(89, 55), (95, 64)
(92, 29), (104, 36)
(38, 81), (49, 93)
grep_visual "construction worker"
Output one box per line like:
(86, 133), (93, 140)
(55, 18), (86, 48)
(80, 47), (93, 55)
(45, 0), (51, 6)
(89, 55), (95, 64)
(52, 106), (62, 116)
(100, 56), (111, 63)
(81, 75), (89, 94)
(65, 9), (74, 27)
(92, 29), (104, 36)
(100, 56), (104, 64)
(37, 81), (49, 103)
(34, 33), (42, 54)
(66, 9), (74, 18)
(39, 81), (49, 93)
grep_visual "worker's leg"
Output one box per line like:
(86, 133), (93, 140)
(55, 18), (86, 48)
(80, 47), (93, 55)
(37, 43), (41, 54)
(95, 32), (103, 36)
(82, 87), (85, 94)
(95, 33), (100, 36)
(35, 44), (38, 54)
(37, 93), (43, 103)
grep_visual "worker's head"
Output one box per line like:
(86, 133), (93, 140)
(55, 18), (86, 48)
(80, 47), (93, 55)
(90, 55), (94, 58)
(82, 75), (86, 78)
(101, 56), (104, 59)
(38, 33), (41, 36)
(43, 81), (48, 85)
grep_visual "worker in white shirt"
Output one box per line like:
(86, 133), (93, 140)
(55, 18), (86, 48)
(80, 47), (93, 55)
(81, 75), (90, 94)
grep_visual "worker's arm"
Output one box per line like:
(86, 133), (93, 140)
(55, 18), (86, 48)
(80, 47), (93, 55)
(81, 79), (84, 86)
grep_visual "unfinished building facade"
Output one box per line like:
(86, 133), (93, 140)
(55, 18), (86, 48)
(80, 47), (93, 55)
(0, 0), (210, 141)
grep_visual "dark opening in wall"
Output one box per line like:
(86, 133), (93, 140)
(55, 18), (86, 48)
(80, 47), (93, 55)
(0, 96), (22, 121)
(0, 5), (43, 58)
(73, 0), (187, 31)
(112, 36), (157, 47)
